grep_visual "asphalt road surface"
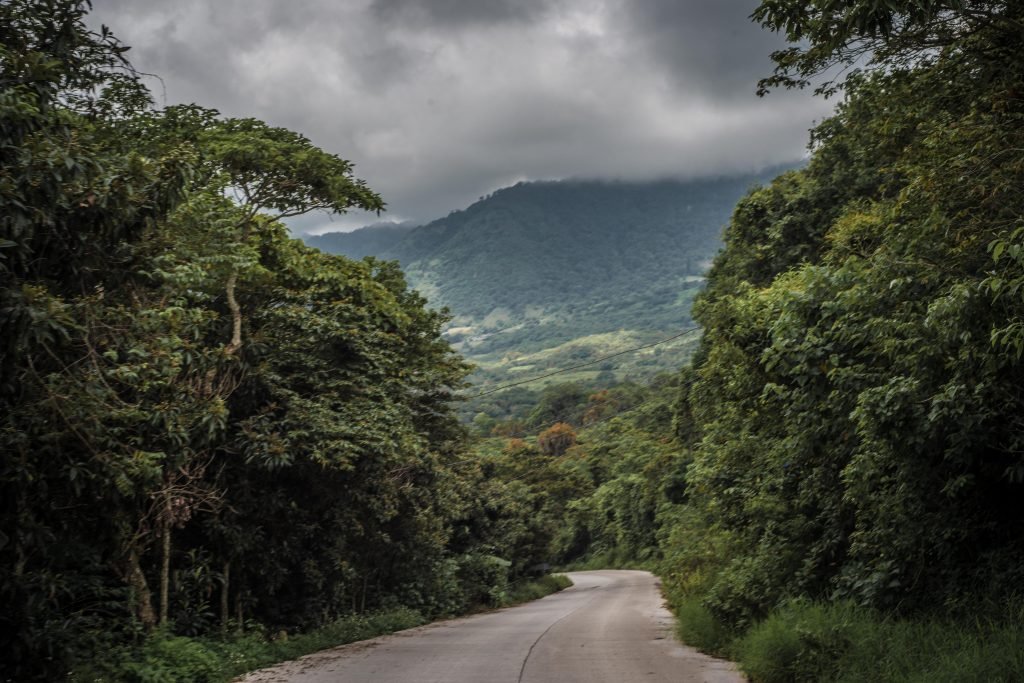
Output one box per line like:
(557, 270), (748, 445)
(238, 570), (744, 683)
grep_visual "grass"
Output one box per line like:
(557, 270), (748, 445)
(74, 576), (572, 683)
(559, 549), (654, 572)
(734, 599), (1024, 682)
(504, 573), (574, 605)
(467, 328), (699, 389)
(672, 594), (735, 654)
(72, 609), (426, 683)
(660, 589), (1024, 683)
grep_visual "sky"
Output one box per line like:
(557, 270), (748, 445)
(88, 0), (834, 235)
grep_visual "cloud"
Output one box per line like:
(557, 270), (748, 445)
(88, 0), (833, 233)
(615, 0), (788, 100)
(370, 0), (555, 28)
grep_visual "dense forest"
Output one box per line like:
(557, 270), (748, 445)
(0, 3), (568, 680)
(5, 0), (1024, 681)
(686, 0), (1024, 623)
(500, 1), (1024, 680)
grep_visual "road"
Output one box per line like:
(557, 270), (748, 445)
(238, 570), (744, 683)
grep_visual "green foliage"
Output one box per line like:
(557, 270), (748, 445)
(670, 595), (735, 656)
(116, 635), (222, 683)
(736, 601), (867, 683)
(733, 599), (1024, 683)
(307, 173), (782, 401)
(529, 383), (589, 427)
(680, 0), (1024, 629)
(0, 3), (546, 680)
(199, 117), (384, 220)
(471, 376), (687, 570)
(503, 574), (573, 606)
(753, 0), (1024, 96)
(77, 608), (427, 683)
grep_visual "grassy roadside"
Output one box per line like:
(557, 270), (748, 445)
(662, 580), (1024, 682)
(558, 549), (657, 572)
(73, 575), (572, 683)
(559, 556), (1024, 681)
(504, 573), (573, 605)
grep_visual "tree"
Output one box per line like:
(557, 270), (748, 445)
(754, 0), (1024, 95)
(676, 0), (1024, 625)
(1, 4), (480, 678)
(528, 383), (587, 427)
(538, 423), (577, 457)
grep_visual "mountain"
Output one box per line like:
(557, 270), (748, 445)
(305, 221), (414, 259)
(305, 169), (789, 403)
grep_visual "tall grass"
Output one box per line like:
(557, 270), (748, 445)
(504, 573), (573, 605)
(663, 592), (1024, 682)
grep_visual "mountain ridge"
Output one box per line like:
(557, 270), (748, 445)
(304, 168), (793, 404)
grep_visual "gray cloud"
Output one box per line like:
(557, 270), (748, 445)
(616, 1), (788, 100)
(370, 0), (555, 28)
(88, 0), (833, 233)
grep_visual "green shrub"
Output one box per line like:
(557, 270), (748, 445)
(118, 635), (222, 683)
(80, 609), (427, 683)
(672, 595), (735, 655)
(830, 610), (1024, 683)
(736, 601), (869, 682)
(731, 599), (1024, 683)
(504, 574), (573, 606)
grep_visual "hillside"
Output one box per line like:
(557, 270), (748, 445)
(305, 221), (414, 259)
(306, 171), (786, 400)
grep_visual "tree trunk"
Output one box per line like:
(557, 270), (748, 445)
(128, 548), (157, 630)
(14, 466), (27, 577)
(223, 221), (252, 357)
(235, 590), (244, 634)
(224, 270), (243, 355)
(159, 506), (171, 627)
(220, 560), (231, 634)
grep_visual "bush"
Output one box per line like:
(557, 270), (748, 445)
(730, 599), (1024, 683)
(117, 635), (222, 683)
(673, 595), (735, 655)
(78, 609), (427, 683)
(504, 574), (573, 606)
(735, 601), (867, 683)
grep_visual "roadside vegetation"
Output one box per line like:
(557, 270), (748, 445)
(73, 575), (571, 682)
(5, 1), (1024, 682)
(478, 2), (1024, 681)
(0, 3), (572, 679)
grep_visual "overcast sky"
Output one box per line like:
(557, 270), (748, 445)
(88, 0), (833, 234)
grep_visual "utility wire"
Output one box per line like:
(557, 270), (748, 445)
(464, 326), (701, 399)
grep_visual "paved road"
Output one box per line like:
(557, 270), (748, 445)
(238, 570), (744, 683)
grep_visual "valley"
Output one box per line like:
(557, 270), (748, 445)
(306, 172), (785, 422)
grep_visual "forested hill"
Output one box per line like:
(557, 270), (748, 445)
(306, 221), (415, 260)
(307, 173), (787, 400)
(309, 175), (786, 322)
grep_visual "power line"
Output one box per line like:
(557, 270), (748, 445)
(464, 326), (701, 399)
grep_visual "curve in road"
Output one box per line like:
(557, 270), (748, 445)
(237, 570), (743, 683)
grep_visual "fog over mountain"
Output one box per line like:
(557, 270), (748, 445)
(88, 0), (832, 233)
